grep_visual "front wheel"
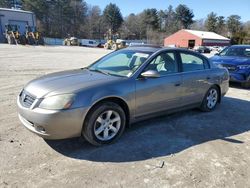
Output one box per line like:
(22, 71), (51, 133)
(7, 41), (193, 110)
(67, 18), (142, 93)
(82, 102), (126, 146)
(200, 86), (219, 112)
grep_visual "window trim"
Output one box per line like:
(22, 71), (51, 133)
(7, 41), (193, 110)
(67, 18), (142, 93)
(140, 50), (181, 77)
(177, 51), (211, 73)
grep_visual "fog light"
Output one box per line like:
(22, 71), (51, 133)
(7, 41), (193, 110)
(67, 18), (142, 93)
(34, 125), (46, 133)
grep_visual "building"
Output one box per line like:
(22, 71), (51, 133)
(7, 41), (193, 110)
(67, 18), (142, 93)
(0, 8), (36, 43)
(164, 29), (230, 48)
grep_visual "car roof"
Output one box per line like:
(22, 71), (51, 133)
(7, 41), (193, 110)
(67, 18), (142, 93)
(231, 45), (250, 48)
(126, 45), (163, 53)
(125, 45), (194, 53)
(124, 46), (207, 57)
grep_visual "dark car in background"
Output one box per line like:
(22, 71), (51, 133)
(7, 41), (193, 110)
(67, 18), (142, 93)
(210, 45), (250, 88)
(194, 46), (211, 53)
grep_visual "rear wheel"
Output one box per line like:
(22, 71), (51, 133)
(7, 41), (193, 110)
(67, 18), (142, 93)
(82, 102), (126, 146)
(200, 86), (219, 112)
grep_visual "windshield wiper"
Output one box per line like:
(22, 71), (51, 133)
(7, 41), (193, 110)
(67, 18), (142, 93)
(88, 68), (111, 76)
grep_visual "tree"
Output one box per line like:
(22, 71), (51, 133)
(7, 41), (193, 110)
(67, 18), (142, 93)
(123, 13), (142, 39)
(158, 10), (166, 31)
(242, 21), (250, 44)
(0, 0), (22, 8)
(0, 0), (11, 8)
(164, 5), (178, 34)
(226, 15), (244, 44)
(86, 5), (103, 39)
(141, 8), (159, 30)
(191, 19), (206, 31)
(227, 15), (241, 35)
(22, 0), (51, 35)
(205, 12), (218, 32)
(103, 3), (123, 33)
(22, 0), (87, 38)
(216, 16), (226, 35)
(175, 4), (194, 29)
(69, 0), (87, 37)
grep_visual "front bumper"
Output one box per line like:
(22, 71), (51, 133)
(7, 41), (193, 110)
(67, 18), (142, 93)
(229, 72), (250, 83)
(17, 96), (89, 140)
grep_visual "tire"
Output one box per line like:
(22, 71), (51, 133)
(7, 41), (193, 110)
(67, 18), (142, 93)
(19, 35), (26, 45)
(28, 36), (35, 45)
(112, 43), (118, 51)
(241, 82), (250, 88)
(104, 43), (110, 50)
(38, 37), (45, 45)
(200, 86), (219, 112)
(82, 102), (126, 146)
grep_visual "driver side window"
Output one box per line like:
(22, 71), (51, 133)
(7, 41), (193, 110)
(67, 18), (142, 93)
(145, 52), (178, 76)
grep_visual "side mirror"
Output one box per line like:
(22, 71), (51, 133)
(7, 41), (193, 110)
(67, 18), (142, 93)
(141, 70), (160, 78)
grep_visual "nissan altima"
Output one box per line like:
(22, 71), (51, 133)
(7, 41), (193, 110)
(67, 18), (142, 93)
(17, 46), (229, 146)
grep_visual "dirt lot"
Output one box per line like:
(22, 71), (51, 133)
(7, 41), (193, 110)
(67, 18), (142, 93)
(0, 44), (250, 188)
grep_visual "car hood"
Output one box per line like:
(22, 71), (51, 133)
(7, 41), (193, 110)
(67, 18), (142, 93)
(210, 55), (250, 65)
(24, 69), (120, 98)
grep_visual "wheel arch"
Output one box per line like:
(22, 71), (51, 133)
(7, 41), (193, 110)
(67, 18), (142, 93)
(84, 96), (130, 127)
(213, 84), (221, 103)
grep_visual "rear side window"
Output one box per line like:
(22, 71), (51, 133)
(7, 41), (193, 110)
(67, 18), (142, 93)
(180, 53), (208, 72)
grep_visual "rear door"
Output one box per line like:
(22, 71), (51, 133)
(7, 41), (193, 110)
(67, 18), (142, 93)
(178, 51), (212, 106)
(135, 50), (182, 117)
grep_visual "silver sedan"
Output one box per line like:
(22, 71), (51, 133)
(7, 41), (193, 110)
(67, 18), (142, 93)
(17, 46), (229, 146)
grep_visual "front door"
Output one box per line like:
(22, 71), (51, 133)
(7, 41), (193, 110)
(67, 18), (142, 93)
(135, 51), (182, 117)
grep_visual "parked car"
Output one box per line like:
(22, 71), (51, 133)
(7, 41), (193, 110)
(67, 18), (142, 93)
(17, 46), (229, 146)
(79, 39), (100, 47)
(194, 46), (211, 53)
(210, 45), (250, 88)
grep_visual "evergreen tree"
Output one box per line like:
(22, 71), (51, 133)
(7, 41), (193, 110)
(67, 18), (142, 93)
(103, 3), (123, 33)
(205, 12), (218, 32)
(175, 4), (194, 29)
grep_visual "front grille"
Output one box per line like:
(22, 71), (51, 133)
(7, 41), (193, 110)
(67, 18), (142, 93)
(19, 90), (36, 108)
(221, 64), (237, 72)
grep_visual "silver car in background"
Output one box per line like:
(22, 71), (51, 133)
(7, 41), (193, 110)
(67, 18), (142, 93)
(17, 46), (229, 146)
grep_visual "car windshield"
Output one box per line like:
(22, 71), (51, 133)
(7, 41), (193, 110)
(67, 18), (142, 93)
(88, 50), (151, 77)
(219, 46), (250, 57)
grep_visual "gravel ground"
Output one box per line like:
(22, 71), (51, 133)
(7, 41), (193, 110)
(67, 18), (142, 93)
(0, 44), (249, 188)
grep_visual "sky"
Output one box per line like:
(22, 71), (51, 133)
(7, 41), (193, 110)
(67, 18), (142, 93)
(87, 0), (250, 22)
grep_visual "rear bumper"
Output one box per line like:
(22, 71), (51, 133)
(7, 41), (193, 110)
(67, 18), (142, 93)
(17, 96), (89, 140)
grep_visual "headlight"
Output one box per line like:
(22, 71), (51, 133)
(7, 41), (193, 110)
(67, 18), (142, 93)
(237, 65), (250, 70)
(39, 94), (75, 110)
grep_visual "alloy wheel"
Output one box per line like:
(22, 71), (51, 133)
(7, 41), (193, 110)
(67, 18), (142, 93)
(206, 88), (218, 109)
(94, 110), (121, 141)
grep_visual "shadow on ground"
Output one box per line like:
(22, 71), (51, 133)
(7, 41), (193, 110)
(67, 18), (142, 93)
(229, 82), (250, 90)
(46, 97), (250, 162)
